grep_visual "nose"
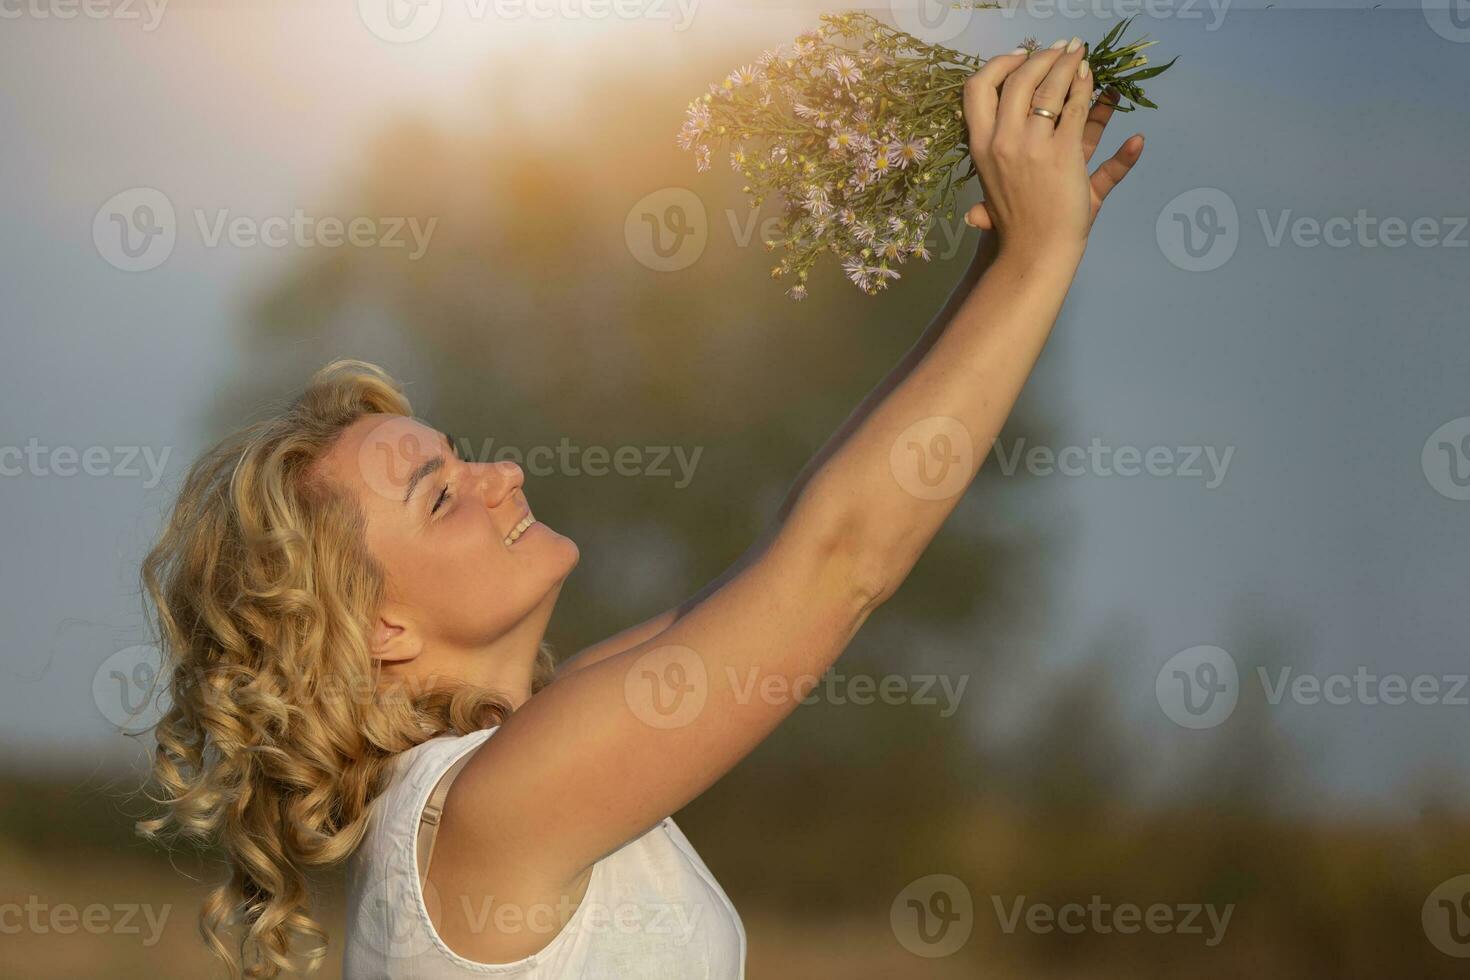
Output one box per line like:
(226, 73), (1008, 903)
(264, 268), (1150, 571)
(474, 460), (524, 509)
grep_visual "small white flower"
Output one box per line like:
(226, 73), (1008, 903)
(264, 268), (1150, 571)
(892, 138), (929, 169)
(826, 53), (861, 89)
(728, 64), (760, 87)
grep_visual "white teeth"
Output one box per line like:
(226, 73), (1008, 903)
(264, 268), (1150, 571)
(503, 515), (535, 546)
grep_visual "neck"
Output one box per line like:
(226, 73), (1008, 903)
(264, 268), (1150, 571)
(429, 587), (561, 711)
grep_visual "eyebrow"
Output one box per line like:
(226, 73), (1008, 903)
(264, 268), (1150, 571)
(401, 431), (455, 505)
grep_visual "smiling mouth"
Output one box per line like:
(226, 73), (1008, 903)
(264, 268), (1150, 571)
(504, 513), (536, 547)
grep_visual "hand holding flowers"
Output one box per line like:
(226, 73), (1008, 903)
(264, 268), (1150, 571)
(678, 13), (1174, 299)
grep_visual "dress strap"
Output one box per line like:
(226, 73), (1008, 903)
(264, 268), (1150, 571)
(415, 750), (476, 888)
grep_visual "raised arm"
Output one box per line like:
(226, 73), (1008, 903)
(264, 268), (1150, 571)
(433, 40), (1144, 957)
(556, 77), (1132, 680)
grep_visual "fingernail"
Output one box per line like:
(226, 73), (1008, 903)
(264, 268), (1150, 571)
(1066, 36), (1082, 53)
(1077, 60), (1090, 79)
(1008, 46), (1026, 55)
(963, 211), (976, 228)
(1050, 38), (1067, 49)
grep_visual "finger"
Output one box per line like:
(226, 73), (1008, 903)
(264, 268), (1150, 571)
(964, 201), (994, 231)
(963, 49), (1030, 153)
(1027, 37), (1088, 139)
(1089, 133), (1146, 207)
(1056, 55), (1095, 148)
(1081, 87), (1121, 162)
(995, 42), (1066, 139)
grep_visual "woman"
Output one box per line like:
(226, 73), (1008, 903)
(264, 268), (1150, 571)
(138, 38), (1143, 978)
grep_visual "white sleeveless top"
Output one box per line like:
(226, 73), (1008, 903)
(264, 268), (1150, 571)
(343, 726), (747, 978)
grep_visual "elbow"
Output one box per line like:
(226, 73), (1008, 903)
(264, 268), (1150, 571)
(786, 481), (897, 615)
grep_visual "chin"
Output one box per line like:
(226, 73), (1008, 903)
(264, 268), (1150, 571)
(536, 524), (580, 578)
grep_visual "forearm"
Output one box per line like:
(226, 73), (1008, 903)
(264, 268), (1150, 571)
(787, 241), (1083, 602)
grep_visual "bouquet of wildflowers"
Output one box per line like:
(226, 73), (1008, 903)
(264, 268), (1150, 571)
(677, 11), (1175, 299)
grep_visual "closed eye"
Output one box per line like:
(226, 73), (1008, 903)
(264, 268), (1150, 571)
(432, 484), (451, 515)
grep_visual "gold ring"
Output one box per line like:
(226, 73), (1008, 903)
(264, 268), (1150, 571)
(1030, 106), (1058, 120)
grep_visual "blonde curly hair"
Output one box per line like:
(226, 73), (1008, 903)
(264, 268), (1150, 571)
(136, 359), (555, 978)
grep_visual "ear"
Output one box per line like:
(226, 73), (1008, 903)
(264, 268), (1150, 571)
(370, 610), (423, 665)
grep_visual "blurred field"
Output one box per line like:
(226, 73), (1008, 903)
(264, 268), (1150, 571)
(5, 750), (1469, 978)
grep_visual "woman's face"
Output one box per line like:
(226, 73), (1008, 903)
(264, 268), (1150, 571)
(319, 414), (579, 655)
